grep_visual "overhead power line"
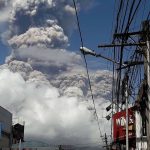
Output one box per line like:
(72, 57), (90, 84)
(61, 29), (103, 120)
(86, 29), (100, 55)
(72, 0), (105, 145)
(72, 0), (84, 48)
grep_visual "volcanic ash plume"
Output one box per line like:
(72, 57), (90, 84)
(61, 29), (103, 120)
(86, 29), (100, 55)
(0, 0), (112, 146)
(0, 66), (111, 144)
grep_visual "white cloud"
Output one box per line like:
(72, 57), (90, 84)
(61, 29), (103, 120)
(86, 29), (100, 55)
(0, 68), (110, 145)
(64, 5), (75, 15)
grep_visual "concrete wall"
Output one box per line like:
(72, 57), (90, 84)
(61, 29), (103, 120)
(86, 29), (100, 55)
(0, 106), (12, 148)
(135, 111), (147, 149)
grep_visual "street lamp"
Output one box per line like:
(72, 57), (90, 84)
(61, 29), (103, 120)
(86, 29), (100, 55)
(80, 46), (121, 65)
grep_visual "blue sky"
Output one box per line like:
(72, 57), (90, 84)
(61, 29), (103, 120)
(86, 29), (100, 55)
(69, 0), (115, 50)
(1, 0), (150, 69)
(68, 0), (150, 71)
(69, 0), (115, 70)
(0, 0), (115, 70)
(0, 40), (10, 64)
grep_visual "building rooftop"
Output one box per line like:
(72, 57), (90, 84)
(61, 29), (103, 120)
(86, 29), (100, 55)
(12, 140), (58, 149)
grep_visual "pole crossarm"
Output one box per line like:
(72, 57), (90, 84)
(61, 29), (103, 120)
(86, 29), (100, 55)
(117, 61), (144, 70)
(113, 31), (143, 38)
(124, 61), (144, 65)
(98, 42), (146, 48)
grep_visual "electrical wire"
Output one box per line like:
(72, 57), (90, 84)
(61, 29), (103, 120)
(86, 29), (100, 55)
(113, 0), (143, 111)
(72, 0), (84, 48)
(116, 0), (137, 109)
(121, 0), (129, 33)
(141, 0), (147, 21)
(72, 0), (104, 145)
(113, 0), (126, 111)
(114, 0), (124, 34)
(147, 10), (150, 20)
(124, 0), (136, 33)
(126, 0), (142, 31)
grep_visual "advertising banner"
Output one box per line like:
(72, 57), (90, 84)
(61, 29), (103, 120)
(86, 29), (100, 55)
(113, 108), (135, 141)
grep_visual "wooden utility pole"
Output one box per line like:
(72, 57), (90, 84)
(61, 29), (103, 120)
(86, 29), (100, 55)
(142, 20), (150, 150)
(146, 40), (150, 150)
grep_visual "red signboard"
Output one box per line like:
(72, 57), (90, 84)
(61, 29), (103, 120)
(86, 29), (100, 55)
(113, 108), (135, 142)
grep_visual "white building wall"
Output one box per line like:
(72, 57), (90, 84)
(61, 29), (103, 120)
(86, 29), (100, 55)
(135, 111), (147, 150)
(0, 106), (12, 148)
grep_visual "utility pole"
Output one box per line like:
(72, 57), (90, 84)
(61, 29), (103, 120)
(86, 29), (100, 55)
(104, 133), (109, 150)
(125, 74), (129, 150)
(59, 145), (63, 150)
(122, 73), (129, 150)
(98, 22), (149, 149)
(142, 20), (150, 150)
(146, 40), (150, 150)
(98, 34), (146, 113)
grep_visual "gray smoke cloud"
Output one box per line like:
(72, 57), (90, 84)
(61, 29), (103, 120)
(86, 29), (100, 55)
(9, 26), (69, 49)
(0, 0), (11, 34)
(0, 0), (112, 147)
(6, 0), (77, 45)
(0, 62), (112, 145)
